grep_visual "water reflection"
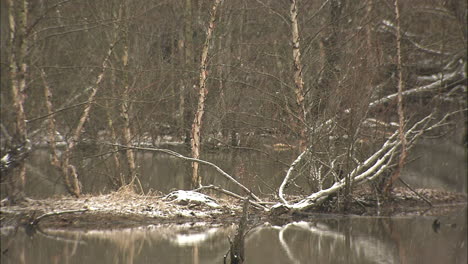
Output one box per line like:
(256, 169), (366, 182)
(1, 136), (465, 263)
(404, 138), (467, 192)
(1, 210), (466, 264)
(1, 223), (235, 264)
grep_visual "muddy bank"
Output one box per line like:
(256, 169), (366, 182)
(0, 188), (466, 231)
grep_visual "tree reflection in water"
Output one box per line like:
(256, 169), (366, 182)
(1, 213), (466, 264)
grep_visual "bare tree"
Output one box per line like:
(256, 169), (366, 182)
(191, 0), (223, 187)
(289, 0), (307, 152)
(3, 0), (30, 204)
(118, 1), (138, 187)
(0, 0), (465, 208)
(273, 0), (466, 212)
(383, 0), (406, 192)
(43, 40), (117, 197)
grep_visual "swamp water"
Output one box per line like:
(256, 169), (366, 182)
(1, 213), (466, 264)
(1, 137), (466, 263)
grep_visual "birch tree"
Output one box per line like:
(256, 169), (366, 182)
(191, 0), (223, 187)
(289, 0), (307, 152)
(3, 0), (30, 204)
(273, 0), (466, 212)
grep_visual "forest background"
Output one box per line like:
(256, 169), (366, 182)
(1, 0), (466, 210)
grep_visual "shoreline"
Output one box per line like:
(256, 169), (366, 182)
(1, 187), (466, 231)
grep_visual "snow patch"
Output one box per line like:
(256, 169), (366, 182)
(164, 190), (220, 208)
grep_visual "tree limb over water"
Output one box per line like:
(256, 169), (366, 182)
(275, 110), (465, 212)
(109, 143), (263, 206)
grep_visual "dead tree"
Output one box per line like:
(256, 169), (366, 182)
(225, 198), (249, 264)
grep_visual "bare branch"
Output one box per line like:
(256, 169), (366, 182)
(278, 147), (309, 205)
(109, 143), (263, 203)
(280, 113), (439, 211)
(369, 69), (465, 109)
(195, 184), (267, 210)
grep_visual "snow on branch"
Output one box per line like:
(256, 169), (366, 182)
(379, 20), (450, 56)
(312, 60), (464, 136)
(276, 113), (447, 211)
(369, 67), (465, 109)
(278, 147), (310, 205)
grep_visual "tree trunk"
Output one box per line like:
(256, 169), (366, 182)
(191, 0), (223, 187)
(119, 2), (138, 186)
(289, 0), (307, 152)
(317, 0), (343, 115)
(105, 100), (123, 188)
(384, 0), (407, 192)
(182, 0), (194, 144)
(228, 198), (249, 264)
(61, 41), (117, 197)
(6, 0), (29, 203)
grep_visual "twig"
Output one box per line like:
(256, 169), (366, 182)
(398, 178), (432, 207)
(26, 101), (91, 123)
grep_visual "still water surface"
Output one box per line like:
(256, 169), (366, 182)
(1, 137), (466, 263)
(1, 212), (466, 263)
(19, 137), (468, 197)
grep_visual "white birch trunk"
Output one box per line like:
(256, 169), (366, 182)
(289, 0), (307, 151)
(191, 0), (223, 187)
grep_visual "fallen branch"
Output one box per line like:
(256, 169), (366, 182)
(398, 178), (432, 207)
(195, 184), (267, 210)
(379, 19), (451, 56)
(315, 61), (465, 134)
(110, 144), (262, 203)
(369, 69), (465, 109)
(278, 147), (310, 205)
(277, 113), (443, 211)
(31, 208), (88, 226)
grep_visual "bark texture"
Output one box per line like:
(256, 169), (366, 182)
(384, 0), (407, 192)
(289, 0), (307, 151)
(5, 0), (29, 203)
(191, 0), (223, 187)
